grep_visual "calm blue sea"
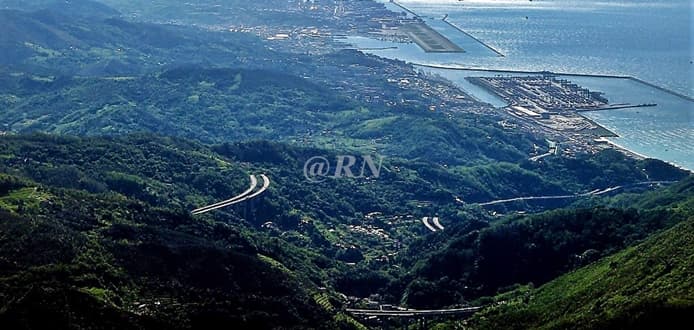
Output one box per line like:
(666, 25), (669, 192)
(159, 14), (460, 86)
(354, 0), (693, 170)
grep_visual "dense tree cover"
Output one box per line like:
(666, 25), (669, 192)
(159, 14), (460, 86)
(522, 149), (686, 192)
(0, 67), (353, 143)
(0, 182), (341, 328)
(0, 63), (539, 167)
(0, 1), (538, 167)
(4, 1), (688, 184)
(1, 134), (688, 321)
(1, 1), (692, 328)
(468, 219), (694, 329)
(0, 134), (685, 248)
(393, 177), (693, 308)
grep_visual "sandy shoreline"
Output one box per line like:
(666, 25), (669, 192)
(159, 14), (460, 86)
(601, 138), (693, 173)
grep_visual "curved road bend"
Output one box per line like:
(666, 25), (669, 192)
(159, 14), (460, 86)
(241, 174), (270, 200)
(422, 217), (438, 232)
(432, 217), (444, 230)
(192, 175), (258, 215)
(194, 174), (270, 214)
(192, 175), (258, 214)
(191, 175), (270, 215)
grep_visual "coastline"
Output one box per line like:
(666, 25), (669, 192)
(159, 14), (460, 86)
(413, 65), (693, 172)
(577, 115), (618, 138)
(414, 64), (694, 102)
(423, 64), (693, 172)
(600, 138), (693, 174)
(371, 1), (693, 173)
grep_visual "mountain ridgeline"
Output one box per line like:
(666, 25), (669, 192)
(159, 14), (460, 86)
(468, 218), (694, 329)
(0, 0), (692, 329)
(0, 134), (691, 328)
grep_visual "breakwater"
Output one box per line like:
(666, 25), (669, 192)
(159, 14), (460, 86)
(414, 64), (694, 102)
(390, 0), (419, 18)
(576, 103), (657, 112)
(441, 17), (505, 57)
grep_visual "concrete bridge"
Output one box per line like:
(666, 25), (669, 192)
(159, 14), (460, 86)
(346, 306), (481, 329)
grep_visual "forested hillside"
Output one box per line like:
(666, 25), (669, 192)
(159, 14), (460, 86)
(0, 174), (342, 328)
(468, 218), (694, 329)
(0, 134), (691, 329)
(0, 0), (691, 328)
(374, 177), (692, 308)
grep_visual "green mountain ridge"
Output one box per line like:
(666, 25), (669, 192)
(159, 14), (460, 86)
(468, 218), (694, 329)
(0, 0), (691, 328)
(0, 186), (339, 329)
(389, 176), (694, 308)
(0, 133), (691, 329)
(0, 6), (268, 75)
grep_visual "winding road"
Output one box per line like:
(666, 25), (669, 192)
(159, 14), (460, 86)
(191, 174), (270, 215)
(422, 217), (437, 232)
(477, 181), (674, 206)
(422, 217), (445, 232)
(432, 217), (444, 230)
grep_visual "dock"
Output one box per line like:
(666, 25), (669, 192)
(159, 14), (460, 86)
(466, 76), (609, 112)
(414, 64), (694, 103)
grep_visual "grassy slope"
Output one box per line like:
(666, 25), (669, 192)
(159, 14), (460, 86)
(470, 219), (694, 329)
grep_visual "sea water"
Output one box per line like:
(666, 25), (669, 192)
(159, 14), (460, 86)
(354, 0), (693, 170)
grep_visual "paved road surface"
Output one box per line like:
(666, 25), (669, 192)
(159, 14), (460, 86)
(432, 217), (444, 230)
(422, 217), (438, 232)
(191, 174), (270, 215)
(192, 175), (258, 214)
(477, 181), (674, 206)
(346, 306), (481, 317)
